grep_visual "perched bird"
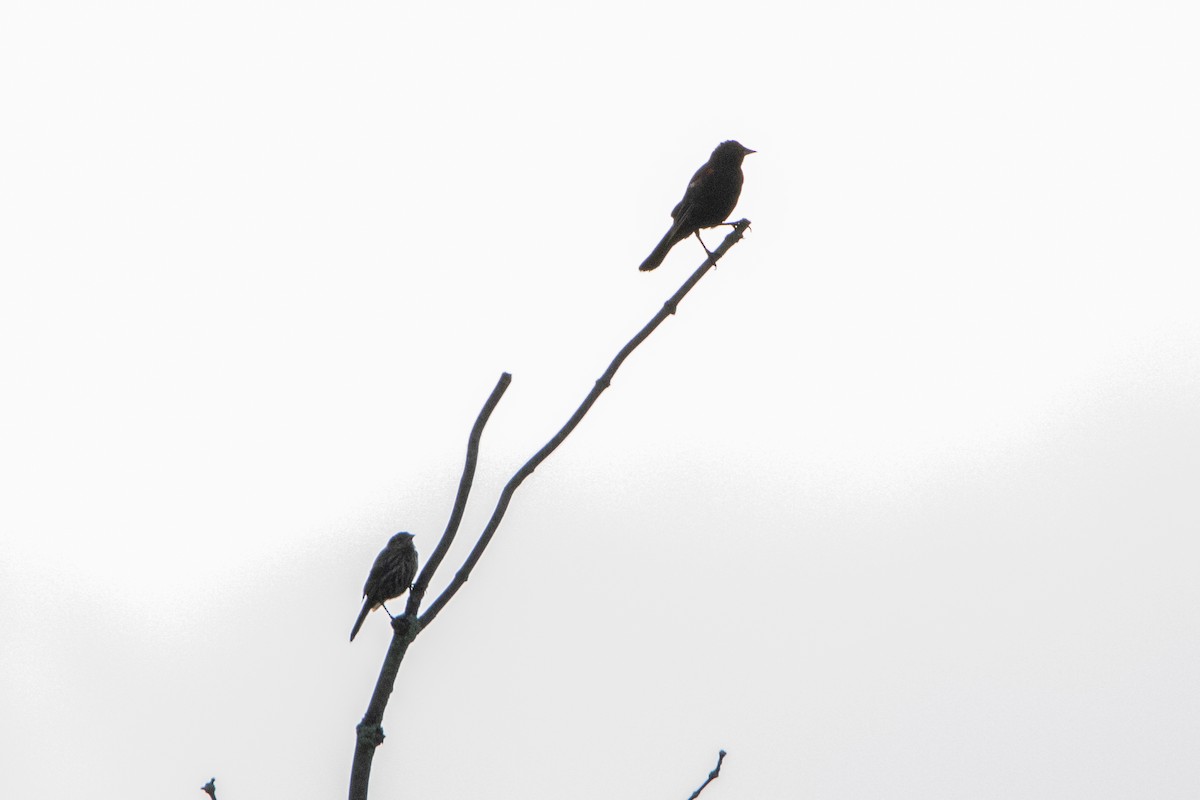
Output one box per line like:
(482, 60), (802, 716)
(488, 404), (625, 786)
(349, 532), (419, 642)
(638, 140), (755, 272)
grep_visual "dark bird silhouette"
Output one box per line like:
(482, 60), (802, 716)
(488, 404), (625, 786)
(638, 140), (755, 272)
(349, 532), (418, 642)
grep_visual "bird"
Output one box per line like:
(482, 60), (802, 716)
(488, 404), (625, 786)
(638, 140), (755, 272)
(349, 532), (419, 642)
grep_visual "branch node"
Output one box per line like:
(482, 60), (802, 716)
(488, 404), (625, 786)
(355, 721), (386, 748)
(389, 614), (422, 642)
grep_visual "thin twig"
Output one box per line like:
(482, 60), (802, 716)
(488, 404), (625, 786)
(405, 372), (511, 617)
(419, 219), (750, 628)
(686, 750), (727, 800)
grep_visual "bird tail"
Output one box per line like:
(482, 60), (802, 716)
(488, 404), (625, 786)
(638, 219), (686, 272)
(349, 598), (375, 642)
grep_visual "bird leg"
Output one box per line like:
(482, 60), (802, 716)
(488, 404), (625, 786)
(694, 230), (714, 257)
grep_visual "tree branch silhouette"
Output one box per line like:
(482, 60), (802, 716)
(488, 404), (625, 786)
(349, 373), (508, 800)
(420, 219), (751, 627)
(405, 372), (511, 616)
(349, 219), (750, 800)
(686, 750), (727, 800)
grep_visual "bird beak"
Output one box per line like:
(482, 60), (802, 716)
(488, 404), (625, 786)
(744, 147), (757, 155)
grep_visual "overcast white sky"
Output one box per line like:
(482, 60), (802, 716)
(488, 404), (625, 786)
(2, 1), (1198, 798)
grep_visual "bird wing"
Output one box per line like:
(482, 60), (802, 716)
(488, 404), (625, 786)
(671, 161), (717, 221)
(687, 164), (716, 191)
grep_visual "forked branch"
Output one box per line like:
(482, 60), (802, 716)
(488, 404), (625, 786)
(349, 220), (750, 800)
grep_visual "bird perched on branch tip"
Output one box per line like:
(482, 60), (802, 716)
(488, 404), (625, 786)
(349, 532), (418, 642)
(638, 140), (755, 272)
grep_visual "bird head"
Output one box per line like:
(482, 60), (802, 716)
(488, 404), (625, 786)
(710, 140), (758, 165)
(714, 140), (756, 162)
(387, 532), (415, 546)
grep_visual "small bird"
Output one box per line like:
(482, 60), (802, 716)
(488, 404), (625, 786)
(349, 532), (419, 642)
(638, 140), (755, 272)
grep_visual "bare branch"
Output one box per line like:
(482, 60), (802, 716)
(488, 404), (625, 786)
(686, 750), (727, 800)
(349, 375), (509, 800)
(349, 615), (420, 800)
(405, 372), (511, 617)
(419, 220), (751, 628)
(348, 220), (749, 799)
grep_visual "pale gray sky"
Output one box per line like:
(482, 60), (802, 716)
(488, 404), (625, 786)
(2, 1), (1198, 798)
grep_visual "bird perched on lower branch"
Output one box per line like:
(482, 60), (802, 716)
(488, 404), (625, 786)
(349, 532), (419, 642)
(638, 140), (755, 272)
